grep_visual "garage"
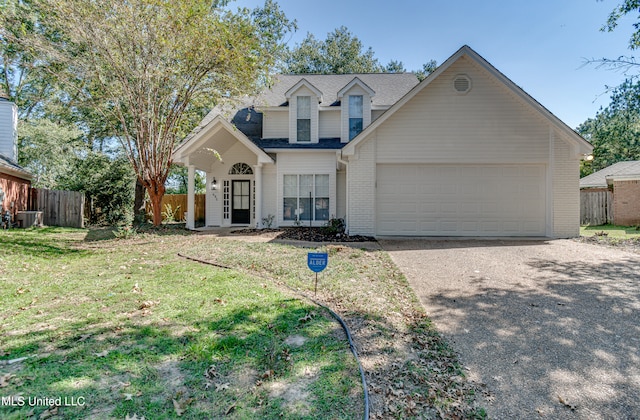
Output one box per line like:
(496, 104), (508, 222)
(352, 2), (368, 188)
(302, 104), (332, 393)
(376, 164), (546, 236)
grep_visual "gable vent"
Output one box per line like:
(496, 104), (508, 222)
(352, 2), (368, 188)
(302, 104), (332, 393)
(453, 75), (471, 94)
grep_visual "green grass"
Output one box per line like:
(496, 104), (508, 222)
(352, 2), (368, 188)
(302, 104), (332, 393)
(580, 224), (640, 239)
(0, 228), (361, 419)
(182, 237), (485, 418)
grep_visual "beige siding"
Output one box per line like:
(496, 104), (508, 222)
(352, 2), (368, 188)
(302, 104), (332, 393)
(206, 172), (221, 226)
(263, 111), (288, 138)
(320, 110), (341, 138)
(288, 86), (320, 143)
(336, 170), (346, 219)
(262, 165), (277, 225)
(276, 152), (337, 226)
(341, 85), (372, 143)
(376, 56), (549, 164)
(553, 133), (580, 237)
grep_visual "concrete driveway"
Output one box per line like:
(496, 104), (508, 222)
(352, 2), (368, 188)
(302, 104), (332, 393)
(379, 239), (640, 419)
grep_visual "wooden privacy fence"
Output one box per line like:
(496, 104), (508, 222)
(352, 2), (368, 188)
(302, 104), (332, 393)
(30, 188), (85, 228)
(580, 189), (613, 226)
(146, 194), (205, 222)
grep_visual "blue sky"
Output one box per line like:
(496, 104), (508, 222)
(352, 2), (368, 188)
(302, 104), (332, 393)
(232, 0), (637, 129)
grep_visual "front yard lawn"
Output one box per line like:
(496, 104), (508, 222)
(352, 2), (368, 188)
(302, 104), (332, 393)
(0, 227), (484, 419)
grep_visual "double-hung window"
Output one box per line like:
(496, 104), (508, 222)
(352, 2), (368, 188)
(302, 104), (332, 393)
(283, 174), (329, 221)
(349, 95), (363, 140)
(297, 96), (311, 142)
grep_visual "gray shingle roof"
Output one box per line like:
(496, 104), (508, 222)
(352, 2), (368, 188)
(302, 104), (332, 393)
(250, 138), (344, 150)
(257, 73), (419, 107)
(0, 154), (31, 179)
(179, 73), (420, 149)
(580, 161), (640, 188)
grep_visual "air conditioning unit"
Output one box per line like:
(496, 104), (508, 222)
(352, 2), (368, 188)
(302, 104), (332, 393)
(15, 211), (43, 228)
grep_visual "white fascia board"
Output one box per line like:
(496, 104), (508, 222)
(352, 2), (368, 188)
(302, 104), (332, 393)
(284, 78), (324, 102)
(174, 115), (273, 165)
(263, 148), (339, 154)
(337, 77), (376, 99)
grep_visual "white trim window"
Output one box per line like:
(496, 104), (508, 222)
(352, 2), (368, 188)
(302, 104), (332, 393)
(283, 174), (329, 222)
(297, 96), (311, 142)
(349, 95), (363, 140)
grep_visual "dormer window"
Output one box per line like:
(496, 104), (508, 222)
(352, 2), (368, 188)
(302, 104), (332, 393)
(349, 95), (363, 140)
(285, 79), (322, 143)
(297, 96), (311, 142)
(338, 77), (375, 143)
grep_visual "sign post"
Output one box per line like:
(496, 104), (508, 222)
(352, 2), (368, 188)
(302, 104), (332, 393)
(307, 252), (328, 295)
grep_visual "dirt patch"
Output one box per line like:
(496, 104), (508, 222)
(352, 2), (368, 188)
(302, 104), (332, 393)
(284, 335), (307, 348)
(228, 366), (258, 390)
(268, 366), (320, 416)
(154, 358), (188, 400)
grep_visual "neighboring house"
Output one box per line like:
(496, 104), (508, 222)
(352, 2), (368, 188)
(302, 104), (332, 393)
(175, 45), (592, 238)
(580, 161), (640, 226)
(0, 98), (32, 222)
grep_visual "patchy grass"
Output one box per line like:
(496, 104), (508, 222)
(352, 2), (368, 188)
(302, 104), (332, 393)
(184, 237), (486, 418)
(578, 225), (640, 254)
(0, 228), (361, 419)
(581, 224), (640, 239)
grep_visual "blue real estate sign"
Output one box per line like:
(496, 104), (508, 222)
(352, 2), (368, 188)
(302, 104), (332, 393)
(307, 252), (328, 273)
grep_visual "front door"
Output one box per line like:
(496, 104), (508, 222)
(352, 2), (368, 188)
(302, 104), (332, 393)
(231, 180), (250, 224)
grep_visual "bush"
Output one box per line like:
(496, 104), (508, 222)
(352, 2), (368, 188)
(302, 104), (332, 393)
(58, 153), (135, 226)
(323, 217), (345, 235)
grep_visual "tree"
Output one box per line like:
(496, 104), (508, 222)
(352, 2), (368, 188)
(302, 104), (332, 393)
(384, 60), (406, 73)
(4, 0), (294, 225)
(281, 26), (437, 78)
(592, 0), (640, 71)
(166, 165), (206, 195)
(17, 118), (83, 188)
(578, 79), (640, 175)
(416, 60), (438, 81)
(282, 26), (381, 74)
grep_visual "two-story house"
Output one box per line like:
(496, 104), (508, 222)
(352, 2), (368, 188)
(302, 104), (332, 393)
(174, 45), (592, 238)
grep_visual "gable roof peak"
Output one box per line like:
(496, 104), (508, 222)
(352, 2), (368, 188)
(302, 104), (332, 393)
(284, 78), (323, 101)
(337, 76), (376, 99)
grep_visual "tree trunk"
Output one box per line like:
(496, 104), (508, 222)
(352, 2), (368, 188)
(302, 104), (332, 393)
(133, 179), (146, 224)
(145, 181), (166, 226)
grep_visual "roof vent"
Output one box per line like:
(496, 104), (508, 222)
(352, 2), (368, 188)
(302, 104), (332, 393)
(453, 75), (471, 94)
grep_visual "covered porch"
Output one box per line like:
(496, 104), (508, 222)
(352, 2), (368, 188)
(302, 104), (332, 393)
(173, 116), (273, 229)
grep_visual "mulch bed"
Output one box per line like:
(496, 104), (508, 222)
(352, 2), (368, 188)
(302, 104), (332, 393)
(231, 227), (375, 242)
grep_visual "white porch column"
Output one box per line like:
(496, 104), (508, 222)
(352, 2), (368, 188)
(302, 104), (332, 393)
(186, 164), (195, 230)
(254, 164), (263, 228)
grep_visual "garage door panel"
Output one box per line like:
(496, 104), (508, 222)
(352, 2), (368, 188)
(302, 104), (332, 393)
(376, 164), (546, 236)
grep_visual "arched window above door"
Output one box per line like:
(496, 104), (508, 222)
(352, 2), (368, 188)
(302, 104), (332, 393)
(229, 163), (253, 175)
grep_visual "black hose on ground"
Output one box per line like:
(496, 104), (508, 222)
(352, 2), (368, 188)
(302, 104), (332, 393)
(176, 253), (370, 420)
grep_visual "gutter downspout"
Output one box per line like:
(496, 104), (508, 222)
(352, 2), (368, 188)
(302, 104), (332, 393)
(337, 150), (350, 234)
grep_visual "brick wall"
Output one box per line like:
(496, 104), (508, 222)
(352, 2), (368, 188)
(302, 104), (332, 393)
(346, 134), (376, 236)
(612, 179), (640, 226)
(0, 171), (30, 217)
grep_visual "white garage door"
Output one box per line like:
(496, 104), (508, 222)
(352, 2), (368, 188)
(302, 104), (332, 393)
(376, 164), (546, 236)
